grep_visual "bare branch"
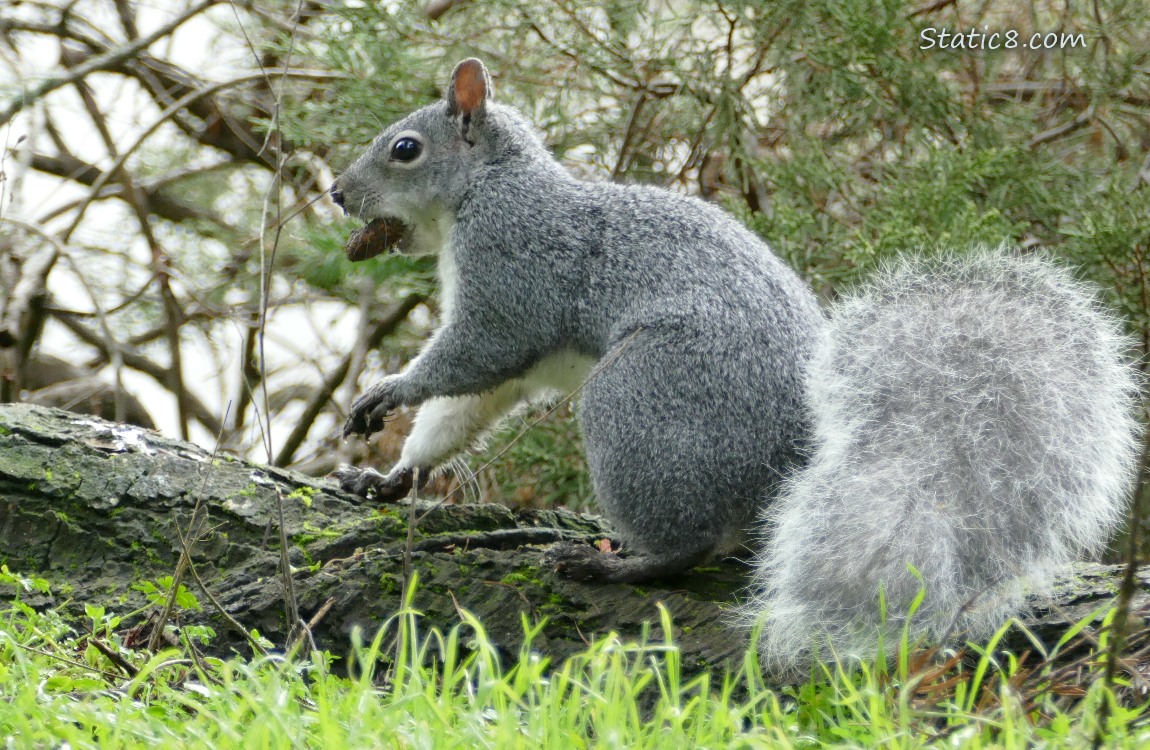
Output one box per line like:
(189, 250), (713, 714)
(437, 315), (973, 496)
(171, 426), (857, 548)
(28, 151), (231, 226)
(49, 308), (224, 436)
(113, 0), (140, 40)
(426, 0), (471, 21)
(0, 0), (220, 128)
(1028, 105), (1095, 149)
(0, 244), (57, 351)
(232, 311), (260, 437)
(0, 16), (116, 52)
(274, 292), (424, 468)
(57, 69), (343, 244)
(909, 0), (958, 17)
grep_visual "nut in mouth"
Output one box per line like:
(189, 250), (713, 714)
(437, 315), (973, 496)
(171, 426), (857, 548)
(344, 218), (414, 261)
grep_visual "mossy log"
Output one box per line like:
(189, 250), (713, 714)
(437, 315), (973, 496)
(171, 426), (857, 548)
(0, 403), (1145, 677)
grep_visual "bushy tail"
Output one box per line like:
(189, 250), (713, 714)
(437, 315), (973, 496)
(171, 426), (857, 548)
(749, 248), (1143, 675)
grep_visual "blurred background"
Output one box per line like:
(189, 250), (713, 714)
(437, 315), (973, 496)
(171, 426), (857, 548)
(0, 0), (1146, 525)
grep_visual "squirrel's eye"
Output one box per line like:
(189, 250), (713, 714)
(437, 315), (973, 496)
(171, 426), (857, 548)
(390, 137), (422, 162)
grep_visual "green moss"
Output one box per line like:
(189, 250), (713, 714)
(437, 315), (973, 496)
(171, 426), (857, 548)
(293, 522), (341, 548)
(288, 485), (318, 508)
(376, 507), (405, 523)
(500, 564), (544, 588)
(378, 573), (401, 595)
(294, 545), (317, 567)
(51, 511), (84, 534)
(373, 509), (407, 535)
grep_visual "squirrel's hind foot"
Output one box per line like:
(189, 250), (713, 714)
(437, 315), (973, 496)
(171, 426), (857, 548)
(545, 540), (707, 584)
(546, 541), (623, 582)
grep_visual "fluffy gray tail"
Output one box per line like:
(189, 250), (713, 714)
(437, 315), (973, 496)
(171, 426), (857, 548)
(749, 248), (1142, 675)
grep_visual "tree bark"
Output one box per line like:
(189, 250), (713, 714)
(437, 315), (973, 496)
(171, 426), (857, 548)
(0, 403), (1144, 679)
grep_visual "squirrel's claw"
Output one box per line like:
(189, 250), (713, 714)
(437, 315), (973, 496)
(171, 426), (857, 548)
(344, 377), (400, 440)
(333, 464), (387, 498)
(333, 464), (423, 501)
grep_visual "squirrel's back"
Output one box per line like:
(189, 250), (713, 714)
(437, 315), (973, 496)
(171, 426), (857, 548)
(750, 249), (1142, 673)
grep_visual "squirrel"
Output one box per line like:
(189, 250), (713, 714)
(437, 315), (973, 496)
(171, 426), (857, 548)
(330, 58), (1142, 672)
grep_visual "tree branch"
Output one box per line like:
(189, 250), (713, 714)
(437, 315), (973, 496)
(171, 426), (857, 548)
(28, 151), (230, 226)
(49, 308), (223, 436)
(0, 0), (220, 128)
(56, 69), (342, 244)
(274, 293), (424, 468)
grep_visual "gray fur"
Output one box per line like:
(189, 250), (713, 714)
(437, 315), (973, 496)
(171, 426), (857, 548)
(334, 59), (1141, 667)
(747, 250), (1141, 673)
(335, 59), (823, 579)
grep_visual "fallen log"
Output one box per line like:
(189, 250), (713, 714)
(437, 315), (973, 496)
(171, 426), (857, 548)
(0, 402), (1144, 680)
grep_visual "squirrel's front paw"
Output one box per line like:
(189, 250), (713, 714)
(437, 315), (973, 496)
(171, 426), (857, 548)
(343, 377), (401, 439)
(333, 465), (389, 498)
(545, 541), (620, 582)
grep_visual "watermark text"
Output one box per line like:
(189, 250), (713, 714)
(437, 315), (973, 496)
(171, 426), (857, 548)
(920, 27), (1086, 51)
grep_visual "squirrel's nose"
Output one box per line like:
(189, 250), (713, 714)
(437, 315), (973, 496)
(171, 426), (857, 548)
(329, 185), (346, 213)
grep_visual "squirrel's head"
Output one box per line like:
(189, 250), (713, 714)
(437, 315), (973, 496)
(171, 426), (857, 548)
(331, 58), (502, 260)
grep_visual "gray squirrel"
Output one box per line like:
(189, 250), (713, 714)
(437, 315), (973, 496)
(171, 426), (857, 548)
(330, 58), (1142, 672)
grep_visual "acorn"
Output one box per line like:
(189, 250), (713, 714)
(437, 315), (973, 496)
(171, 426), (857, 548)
(345, 217), (410, 261)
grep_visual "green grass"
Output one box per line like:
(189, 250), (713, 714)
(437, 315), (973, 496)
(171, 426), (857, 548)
(0, 574), (1147, 748)
(473, 405), (596, 513)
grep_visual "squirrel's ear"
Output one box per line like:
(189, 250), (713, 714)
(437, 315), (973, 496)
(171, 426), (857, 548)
(446, 58), (492, 142)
